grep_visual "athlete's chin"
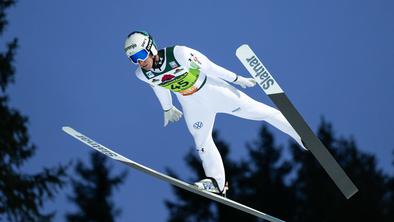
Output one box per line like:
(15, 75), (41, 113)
(141, 65), (151, 70)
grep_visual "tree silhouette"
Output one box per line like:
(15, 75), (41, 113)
(66, 151), (128, 222)
(236, 125), (296, 221)
(290, 118), (391, 222)
(165, 120), (394, 222)
(0, 1), (67, 221)
(165, 128), (293, 222)
(165, 131), (231, 222)
(383, 150), (394, 222)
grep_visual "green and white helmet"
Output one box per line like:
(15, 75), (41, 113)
(124, 31), (158, 64)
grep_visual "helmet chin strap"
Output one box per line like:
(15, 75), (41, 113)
(152, 54), (162, 69)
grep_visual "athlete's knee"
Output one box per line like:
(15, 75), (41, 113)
(194, 136), (214, 153)
(263, 107), (284, 121)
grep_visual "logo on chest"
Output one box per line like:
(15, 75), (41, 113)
(161, 74), (176, 82)
(146, 71), (155, 78)
(169, 61), (178, 69)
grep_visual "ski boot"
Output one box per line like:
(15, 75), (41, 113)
(194, 177), (229, 197)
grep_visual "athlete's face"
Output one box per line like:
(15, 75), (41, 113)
(138, 54), (154, 70)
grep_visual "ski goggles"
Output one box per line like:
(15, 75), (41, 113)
(129, 49), (149, 64)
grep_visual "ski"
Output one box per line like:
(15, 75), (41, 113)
(62, 126), (286, 222)
(236, 44), (358, 199)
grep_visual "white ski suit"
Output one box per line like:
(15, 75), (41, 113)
(135, 45), (305, 191)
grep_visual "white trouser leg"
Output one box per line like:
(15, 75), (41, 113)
(179, 99), (226, 191)
(197, 136), (226, 191)
(205, 80), (305, 149)
(228, 91), (305, 148)
(176, 77), (305, 193)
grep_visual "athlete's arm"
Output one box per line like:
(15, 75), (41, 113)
(151, 85), (173, 111)
(135, 68), (173, 111)
(174, 46), (238, 82)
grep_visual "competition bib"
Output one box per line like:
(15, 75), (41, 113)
(159, 68), (199, 92)
(141, 46), (205, 94)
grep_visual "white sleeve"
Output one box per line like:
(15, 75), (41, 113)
(173, 46), (238, 82)
(135, 68), (173, 111)
(151, 85), (173, 111)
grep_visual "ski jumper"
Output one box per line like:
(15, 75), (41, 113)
(135, 45), (305, 191)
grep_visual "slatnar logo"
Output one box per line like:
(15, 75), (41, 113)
(246, 55), (275, 90)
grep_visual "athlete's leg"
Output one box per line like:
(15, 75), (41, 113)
(214, 83), (306, 149)
(181, 102), (226, 191)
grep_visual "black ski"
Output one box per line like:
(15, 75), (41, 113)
(236, 44), (358, 199)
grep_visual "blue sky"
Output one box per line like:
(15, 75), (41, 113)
(3, 0), (394, 221)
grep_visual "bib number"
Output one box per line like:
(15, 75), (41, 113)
(160, 70), (199, 92)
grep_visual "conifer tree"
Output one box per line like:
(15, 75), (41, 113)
(0, 1), (67, 221)
(66, 152), (127, 222)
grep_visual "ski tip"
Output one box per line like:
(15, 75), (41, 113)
(236, 44), (250, 56)
(62, 126), (73, 133)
